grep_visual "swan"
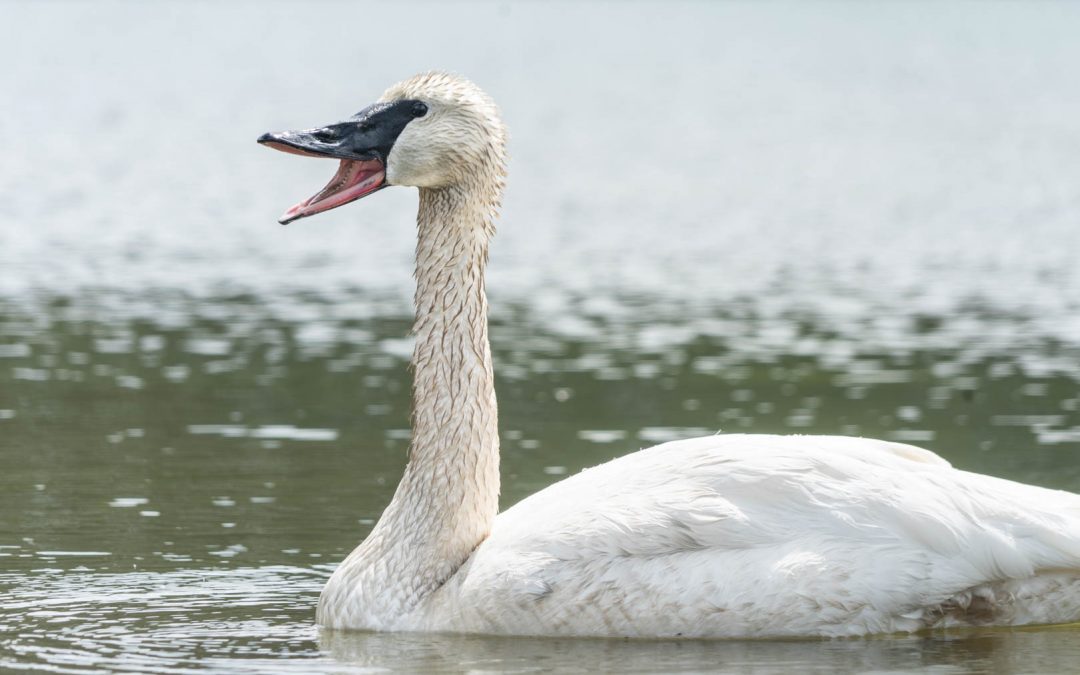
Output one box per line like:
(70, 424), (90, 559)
(258, 71), (1080, 638)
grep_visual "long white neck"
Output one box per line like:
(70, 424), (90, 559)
(403, 184), (501, 556)
(318, 184), (500, 628)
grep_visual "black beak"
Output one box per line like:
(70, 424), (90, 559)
(257, 123), (381, 162)
(258, 99), (428, 224)
(258, 99), (429, 163)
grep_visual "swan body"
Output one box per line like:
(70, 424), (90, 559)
(259, 72), (1080, 638)
(419, 435), (1080, 638)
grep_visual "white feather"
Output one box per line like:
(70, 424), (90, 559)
(416, 434), (1080, 637)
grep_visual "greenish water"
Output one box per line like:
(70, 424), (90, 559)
(3, 288), (1080, 672)
(3, 0), (1080, 672)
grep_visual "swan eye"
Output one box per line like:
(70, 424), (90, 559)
(412, 102), (428, 118)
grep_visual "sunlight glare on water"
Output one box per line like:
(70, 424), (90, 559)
(2, 0), (1080, 672)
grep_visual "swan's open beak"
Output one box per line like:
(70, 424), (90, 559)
(259, 99), (427, 225)
(257, 125), (387, 225)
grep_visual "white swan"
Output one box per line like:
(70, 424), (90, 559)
(259, 71), (1080, 638)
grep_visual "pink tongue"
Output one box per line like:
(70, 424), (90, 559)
(280, 160), (385, 223)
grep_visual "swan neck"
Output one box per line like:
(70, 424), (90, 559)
(320, 184), (500, 626)
(398, 184), (500, 595)
(408, 184), (499, 477)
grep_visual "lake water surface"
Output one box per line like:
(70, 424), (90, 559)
(3, 1), (1080, 672)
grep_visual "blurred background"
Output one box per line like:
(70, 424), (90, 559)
(2, 1), (1080, 672)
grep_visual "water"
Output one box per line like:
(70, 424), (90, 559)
(3, 0), (1080, 671)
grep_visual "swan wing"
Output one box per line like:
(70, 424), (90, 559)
(435, 434), (1080, 637)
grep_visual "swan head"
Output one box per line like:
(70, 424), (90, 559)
(259, 71), (506, 224)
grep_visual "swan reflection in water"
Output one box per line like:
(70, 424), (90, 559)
(318, 624), (1080, 673)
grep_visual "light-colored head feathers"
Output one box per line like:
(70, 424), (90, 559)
(380, 71), (507, 199)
